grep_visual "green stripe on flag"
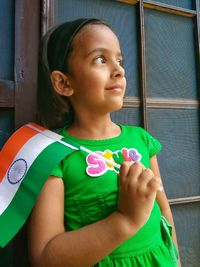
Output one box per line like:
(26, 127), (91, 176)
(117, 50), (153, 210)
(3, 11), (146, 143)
(0, 141), (76, 247)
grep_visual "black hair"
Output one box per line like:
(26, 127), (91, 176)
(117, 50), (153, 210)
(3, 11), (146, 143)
(37, 18), (111, 129)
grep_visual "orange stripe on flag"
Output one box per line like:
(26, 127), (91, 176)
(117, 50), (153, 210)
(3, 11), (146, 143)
(28, 122), (46, 132)
(0, 123), (45, 182)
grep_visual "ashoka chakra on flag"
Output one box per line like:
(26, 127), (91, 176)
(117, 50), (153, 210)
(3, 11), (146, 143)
(7, 158), (28, 184)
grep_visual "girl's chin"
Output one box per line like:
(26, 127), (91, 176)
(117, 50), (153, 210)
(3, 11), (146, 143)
(108, 101), (123, 112)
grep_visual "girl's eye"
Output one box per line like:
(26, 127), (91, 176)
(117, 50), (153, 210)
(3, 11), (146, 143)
(94, 56), (106, 64)
(117, 58), (123, 66)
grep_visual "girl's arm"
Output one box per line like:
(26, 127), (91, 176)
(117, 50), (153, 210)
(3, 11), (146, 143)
(28, 175), (129, 267)
(28, 162), (160, 267)
(150, 155), (181, 267)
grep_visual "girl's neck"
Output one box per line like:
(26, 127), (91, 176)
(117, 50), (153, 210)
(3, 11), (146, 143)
(66, 114), (121, 140)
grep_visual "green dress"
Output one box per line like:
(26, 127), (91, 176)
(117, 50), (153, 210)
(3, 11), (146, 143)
(51, 124), (178, 266)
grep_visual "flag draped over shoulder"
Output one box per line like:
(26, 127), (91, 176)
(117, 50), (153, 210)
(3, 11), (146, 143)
(0, 122), (78, 248)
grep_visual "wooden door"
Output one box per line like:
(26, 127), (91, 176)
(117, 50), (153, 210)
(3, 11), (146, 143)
(0, 1), (40, 266)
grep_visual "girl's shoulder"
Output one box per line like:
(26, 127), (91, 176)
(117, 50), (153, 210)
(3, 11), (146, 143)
(120, 124), (162, 157)
(119, 124), (151, 138)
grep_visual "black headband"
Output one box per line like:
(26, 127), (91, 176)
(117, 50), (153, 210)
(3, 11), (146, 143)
(43, 18), (102, 73)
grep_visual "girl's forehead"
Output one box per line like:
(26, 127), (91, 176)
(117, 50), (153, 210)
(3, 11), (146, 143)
(72, 24), (120, 51)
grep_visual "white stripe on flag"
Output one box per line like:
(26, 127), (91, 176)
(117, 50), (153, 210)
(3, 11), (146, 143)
(27, 123), (63, 141)
(0, 130), (62, 215)
(27, 123), (79, 151)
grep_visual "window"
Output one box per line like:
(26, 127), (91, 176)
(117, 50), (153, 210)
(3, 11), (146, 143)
(43, 0), (200, 265)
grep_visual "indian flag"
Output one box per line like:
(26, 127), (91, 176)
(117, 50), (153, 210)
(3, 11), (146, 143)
(0, 122), (121, 248)
(0, 122), (78, 248)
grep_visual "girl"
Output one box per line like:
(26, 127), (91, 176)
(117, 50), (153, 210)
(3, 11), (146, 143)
(28, 18), (180, 267)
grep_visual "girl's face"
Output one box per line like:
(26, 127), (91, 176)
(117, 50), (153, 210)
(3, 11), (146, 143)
(66, 24), (126, 115)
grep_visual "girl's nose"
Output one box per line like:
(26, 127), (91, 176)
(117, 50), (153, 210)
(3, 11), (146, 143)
(111, 63), (125, 78)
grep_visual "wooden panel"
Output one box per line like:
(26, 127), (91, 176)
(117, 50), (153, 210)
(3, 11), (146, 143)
(0, 108), (14, 148)
(148, 0), (194, 10)
(11, 2), (41, 266)
(169, 195), (200, 205)
(0, 0), (14, 80)
(138, 0), (148, 129)
(117, 0), (138, 4)
(144, 0), (196, 16)
(196, 0), (200, 89)
(146, 98), (199, 109)
(0, 81), (14, 107)
(41, 0), (55, 34)
(14, 0), (40, 128)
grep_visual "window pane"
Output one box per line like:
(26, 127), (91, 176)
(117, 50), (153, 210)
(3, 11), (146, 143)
(153, 0), (194, 9)
(148, 108), (200, 198)
(0, 1), (14, 80)
(172, 203), (200, 267)
(0, 108), (14, 149)
(55, 0), (139, 97)
(111, 107), (141, 126)
(145, 10), (197, 99)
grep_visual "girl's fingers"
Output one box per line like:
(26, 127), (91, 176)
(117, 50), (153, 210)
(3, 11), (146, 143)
(120, 162), (150, 186)
(119, 161), (163, 192)
(147, 176), (163, 193)
(139, 168), (154, 182)
(119, 161), (133, 184)
(158, 185), (164, 192)
(141, 170), (163, 193)
(118, 162), (163, 227)
(125, 162), (145, 181)
(135, 168), (154, 194)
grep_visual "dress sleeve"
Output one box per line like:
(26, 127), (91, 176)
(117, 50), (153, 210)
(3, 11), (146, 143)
(140, 128), (162, 158)
(50, 162), (63, 178)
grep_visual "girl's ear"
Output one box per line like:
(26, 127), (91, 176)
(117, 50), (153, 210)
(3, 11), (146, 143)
(50, 70), (74, 96)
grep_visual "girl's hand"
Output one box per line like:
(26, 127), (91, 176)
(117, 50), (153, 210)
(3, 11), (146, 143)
(118, 161), (161, 233)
